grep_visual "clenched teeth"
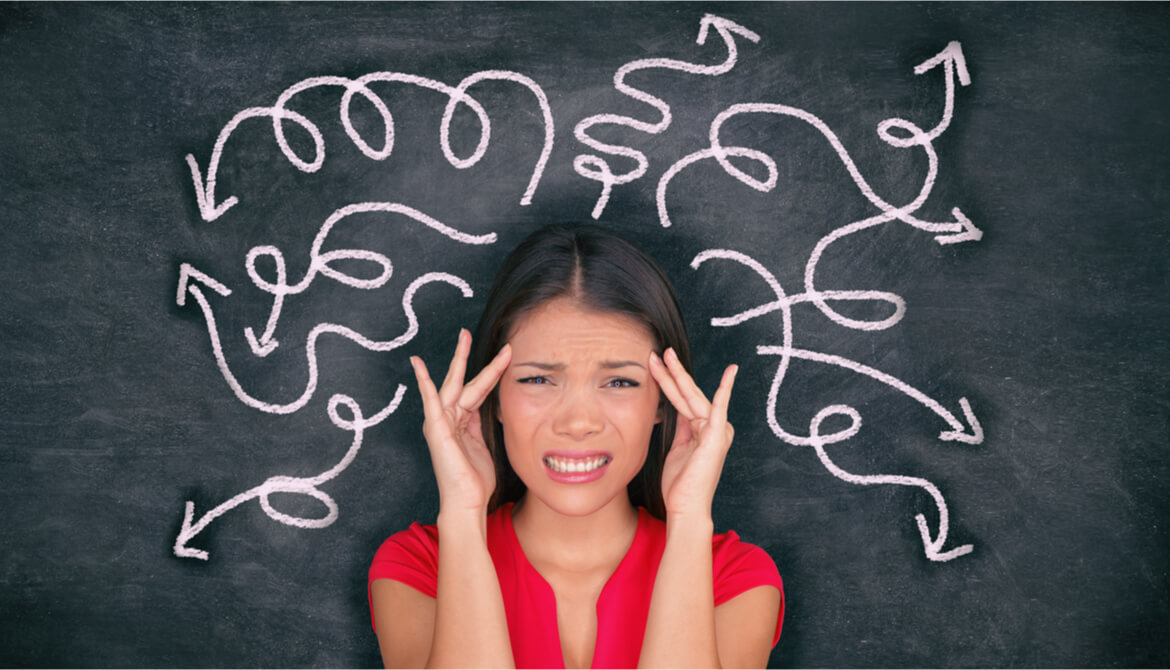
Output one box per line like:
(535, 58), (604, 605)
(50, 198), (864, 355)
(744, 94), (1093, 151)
(544, 455), (611, 474)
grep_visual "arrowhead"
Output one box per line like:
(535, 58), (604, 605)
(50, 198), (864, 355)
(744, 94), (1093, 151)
(173, 500), (210, 560)
(914, 41), (972, 87)
(185, 153), (238, 222)
(244, 327), (279, 357)
(916, 513), (974, 562)
(939, 397), (984, 445)
(697, 14), (761, 46)
(934, 208), (984, 246)
(177, 264), (232, 306)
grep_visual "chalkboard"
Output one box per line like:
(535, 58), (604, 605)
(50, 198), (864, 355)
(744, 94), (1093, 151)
(2, 3), (1168, 667)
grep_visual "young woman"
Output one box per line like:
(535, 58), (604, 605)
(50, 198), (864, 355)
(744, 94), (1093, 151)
(369, 225), (783, 668)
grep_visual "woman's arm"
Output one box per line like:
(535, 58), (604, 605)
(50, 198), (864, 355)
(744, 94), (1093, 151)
(641, 350), (778, 667)
(371, 511), (514, 668)
(373, 331), (515, 668)
(640, 516), (780, 668)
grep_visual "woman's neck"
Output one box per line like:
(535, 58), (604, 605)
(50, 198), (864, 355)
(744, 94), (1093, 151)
(511, 493), (640, 575)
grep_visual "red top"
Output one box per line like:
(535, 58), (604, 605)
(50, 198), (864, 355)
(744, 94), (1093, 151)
(369, 503), (784, 668)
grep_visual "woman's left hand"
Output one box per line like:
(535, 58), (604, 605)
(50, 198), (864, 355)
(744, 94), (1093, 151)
(649, 347), (738, 521)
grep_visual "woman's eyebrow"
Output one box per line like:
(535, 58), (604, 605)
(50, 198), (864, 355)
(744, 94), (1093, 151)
(514, 361), (564, 371)
(601, 360), (645, 370)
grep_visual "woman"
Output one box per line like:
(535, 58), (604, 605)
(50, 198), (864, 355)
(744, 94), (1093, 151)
(369, 225), (783, 668)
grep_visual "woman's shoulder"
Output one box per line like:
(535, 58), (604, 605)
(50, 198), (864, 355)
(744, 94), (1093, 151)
(709, 527), (783, 607)
(368, 520), (442, 596)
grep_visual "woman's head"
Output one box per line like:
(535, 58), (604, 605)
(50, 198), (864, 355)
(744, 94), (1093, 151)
(468, 224), (692, 518)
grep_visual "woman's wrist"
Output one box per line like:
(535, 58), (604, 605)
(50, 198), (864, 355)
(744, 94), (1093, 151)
(437, 505), (489, 540)
(664, 510), (715, 538)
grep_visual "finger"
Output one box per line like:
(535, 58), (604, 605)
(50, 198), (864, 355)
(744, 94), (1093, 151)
(458, 343), (513, 412)
(662, 347), (713, 420)
(410, 355), (443, 417)
(709, 364), (738, 423)
(702, 364), (737, 449)
(650, 351), (696, 421)
(438, 329), (472, 407)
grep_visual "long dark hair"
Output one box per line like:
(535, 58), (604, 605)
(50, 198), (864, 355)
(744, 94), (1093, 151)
(468, 224), (692, 520)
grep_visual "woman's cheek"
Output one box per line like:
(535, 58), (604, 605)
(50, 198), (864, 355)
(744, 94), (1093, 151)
(498, 384), (554, 425)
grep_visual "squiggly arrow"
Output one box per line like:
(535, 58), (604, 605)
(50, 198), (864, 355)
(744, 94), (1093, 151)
(243, 202), (495, 357)
(690, 249), (980, 561)
(804, 405), (974, 562)
(177, 266), (473, 415)
(573, 13), (759, 219)
(187, 70), (553, 221)
(173, 388), (406, 560)
(691, 250), (982, 445)
(657, 42), (981, 246)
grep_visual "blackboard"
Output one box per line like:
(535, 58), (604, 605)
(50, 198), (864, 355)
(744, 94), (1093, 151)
(2, 3), (1168, 667)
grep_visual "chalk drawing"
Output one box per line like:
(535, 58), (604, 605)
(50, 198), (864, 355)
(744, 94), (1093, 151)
(573, 14), (760, 219)
(174, 262), (476, 559)
(175, 19), (986, 565)
(243, 202), (495, 357)
(675, 42), (982, 561)
(174, 387), (406, 560)
(176, 63), (555, 559)
(179, 264), (474, 416)
(186, 70), (553, 222)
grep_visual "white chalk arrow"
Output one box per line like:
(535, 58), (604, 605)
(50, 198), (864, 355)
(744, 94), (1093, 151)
(909, 40), (971, 143)
(178, 262), (473, 416)
(188, 69), (552, 223)
(242, 202), (496, 358)
(574, 13), (760, 219)
(758, 345), (983, 445)
(933, 208), (983, 245)
(186, 106), (321, 222)
(176, 263), (231, 306)
(804, 405), (974, 562)
(174, 387), (406, 560)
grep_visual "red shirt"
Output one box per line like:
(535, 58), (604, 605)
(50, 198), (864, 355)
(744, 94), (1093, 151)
(369, 503), (784, 668)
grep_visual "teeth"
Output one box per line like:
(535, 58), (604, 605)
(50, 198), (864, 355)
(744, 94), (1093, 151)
(544, 455), (611, 474)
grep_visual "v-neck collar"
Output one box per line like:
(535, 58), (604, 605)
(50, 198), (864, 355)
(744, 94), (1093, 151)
(500, 503), (657, 669)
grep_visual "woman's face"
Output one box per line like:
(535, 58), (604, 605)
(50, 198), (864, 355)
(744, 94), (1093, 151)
(497, 297), (662, 517)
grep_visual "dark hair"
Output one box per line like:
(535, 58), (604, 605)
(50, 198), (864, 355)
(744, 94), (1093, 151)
(468, 224), (692, 519)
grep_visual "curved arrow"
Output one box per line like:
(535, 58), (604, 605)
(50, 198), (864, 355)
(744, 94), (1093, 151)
(689, 249), (978, 560)
(243, 202), (495, 357)
(174, 387), (406, 560)
(189, 68), (552, 222)
(804, 405), (974, 562)
(574, 13), (760, 219)
(757, 345), (983, 445)
(187, 74), (389, 221)
(879, 41), (971, 148)
(178, 266), (473, 415)
(657, 41), (981, 246)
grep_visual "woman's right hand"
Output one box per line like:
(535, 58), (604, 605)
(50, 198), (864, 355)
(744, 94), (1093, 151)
(409, 329), (512, 515)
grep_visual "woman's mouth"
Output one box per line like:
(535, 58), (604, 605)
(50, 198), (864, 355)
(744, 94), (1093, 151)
(542, 452), (612, 483)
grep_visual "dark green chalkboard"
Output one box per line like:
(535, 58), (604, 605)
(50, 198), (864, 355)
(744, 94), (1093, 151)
(2, 2), (1167, 667)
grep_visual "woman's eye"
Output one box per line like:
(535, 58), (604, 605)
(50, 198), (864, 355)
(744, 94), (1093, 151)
(518, 376), (550, 385)
(605, 378), (639, 388)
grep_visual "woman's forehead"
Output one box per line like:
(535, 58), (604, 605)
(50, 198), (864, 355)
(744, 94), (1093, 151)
(508, 298), (655, 356)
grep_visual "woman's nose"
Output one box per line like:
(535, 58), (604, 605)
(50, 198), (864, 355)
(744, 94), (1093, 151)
(551, 388), (604, 439)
